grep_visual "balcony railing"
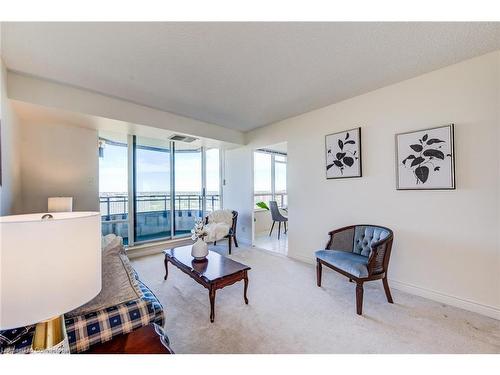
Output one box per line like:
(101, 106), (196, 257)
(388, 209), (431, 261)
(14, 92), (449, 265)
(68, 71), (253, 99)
(99, 194), (221, 218)
(99, 194), (221, 244)
(254, 192), (287, 209)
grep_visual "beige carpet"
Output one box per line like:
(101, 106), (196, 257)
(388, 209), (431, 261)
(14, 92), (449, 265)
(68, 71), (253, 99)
(132, 245), (500, 354)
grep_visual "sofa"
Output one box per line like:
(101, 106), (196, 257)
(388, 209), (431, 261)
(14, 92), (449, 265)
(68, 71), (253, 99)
(0, 235), (168, 354)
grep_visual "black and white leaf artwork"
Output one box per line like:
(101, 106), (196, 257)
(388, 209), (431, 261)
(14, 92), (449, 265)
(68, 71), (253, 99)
(326, 127), (361, 179)
(343, 157), (354, 167)
(396, 125), (455, 189)
(401, 132), (451, 184)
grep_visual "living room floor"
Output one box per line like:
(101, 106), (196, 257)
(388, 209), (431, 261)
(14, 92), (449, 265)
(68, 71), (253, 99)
(253, 231), (288, 255)
(132, 245), (500, 354)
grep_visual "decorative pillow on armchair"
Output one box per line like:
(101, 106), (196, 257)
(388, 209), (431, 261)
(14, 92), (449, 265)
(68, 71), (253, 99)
(66, 235), (142, 317)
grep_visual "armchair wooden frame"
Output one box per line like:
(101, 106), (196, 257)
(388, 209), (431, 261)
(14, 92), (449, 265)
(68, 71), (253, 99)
(205, 210), (239, 255)
(316, 225), (394, 315)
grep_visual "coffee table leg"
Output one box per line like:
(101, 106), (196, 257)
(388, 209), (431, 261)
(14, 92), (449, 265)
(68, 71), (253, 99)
(209, 287), (216, 323)
(164, 257), (169, 281)
(243, 273), (249, 304)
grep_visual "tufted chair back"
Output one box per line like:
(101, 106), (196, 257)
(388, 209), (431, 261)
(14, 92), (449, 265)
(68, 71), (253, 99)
(326, 224), (394, 277)
(353, 226), (390, 257)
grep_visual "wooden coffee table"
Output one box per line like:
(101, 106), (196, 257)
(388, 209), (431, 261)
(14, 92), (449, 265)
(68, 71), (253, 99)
(163, 246), (251, 323)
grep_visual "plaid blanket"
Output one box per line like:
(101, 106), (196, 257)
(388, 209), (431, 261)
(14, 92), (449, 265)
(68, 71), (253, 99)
(0, 278), (165, 354)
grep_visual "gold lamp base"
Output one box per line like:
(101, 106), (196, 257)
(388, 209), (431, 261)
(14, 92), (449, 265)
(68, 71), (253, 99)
(32, 315), (66, 352)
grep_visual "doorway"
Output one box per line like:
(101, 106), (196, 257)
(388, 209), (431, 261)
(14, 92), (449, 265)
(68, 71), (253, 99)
(252, 142), (288, 254)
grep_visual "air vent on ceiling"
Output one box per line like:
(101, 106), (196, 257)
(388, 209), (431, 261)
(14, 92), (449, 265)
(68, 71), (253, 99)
(169, 134), (198, 143)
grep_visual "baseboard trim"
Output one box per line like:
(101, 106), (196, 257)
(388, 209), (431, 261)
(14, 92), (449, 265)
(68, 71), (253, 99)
(126, 238), (191, 259)
(288, 253), (315, 265)
(288, 253), (500, 320)
(127, 237), (250, 259)
(388, 279), (500, 320)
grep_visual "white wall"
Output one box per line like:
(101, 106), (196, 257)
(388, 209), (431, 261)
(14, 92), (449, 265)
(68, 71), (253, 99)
(7, 72), (244, 146)
(246, 51), (500, 319)
(254, 209), (273, 234)
(0, 59), (22, 215)
(20, 120), (99, 213)
(223, 148), (254, 245)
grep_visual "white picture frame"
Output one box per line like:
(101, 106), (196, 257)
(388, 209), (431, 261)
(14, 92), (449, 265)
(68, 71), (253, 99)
(395, 124), (455, 190)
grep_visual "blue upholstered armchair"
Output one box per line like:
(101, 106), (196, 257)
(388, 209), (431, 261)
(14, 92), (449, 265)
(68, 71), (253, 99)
(315, 225), (394, 315)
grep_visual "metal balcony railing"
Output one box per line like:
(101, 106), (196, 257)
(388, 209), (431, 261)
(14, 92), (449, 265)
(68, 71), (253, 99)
(254, 192), (288, 209)
(99, 194), (221, 244)
(99, 194), (221, 218)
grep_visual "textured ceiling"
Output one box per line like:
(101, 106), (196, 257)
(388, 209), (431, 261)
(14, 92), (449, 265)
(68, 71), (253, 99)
(2, 22), (500, 131)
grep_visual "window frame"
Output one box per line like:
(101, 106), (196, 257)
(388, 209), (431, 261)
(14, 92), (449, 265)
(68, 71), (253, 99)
(254, 149), (287, 210)
(99, 134), (223, 247)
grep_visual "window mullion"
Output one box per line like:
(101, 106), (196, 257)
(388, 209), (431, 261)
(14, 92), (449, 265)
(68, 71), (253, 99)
(271, 154), (276, 201)
(127, 135), (136, 246)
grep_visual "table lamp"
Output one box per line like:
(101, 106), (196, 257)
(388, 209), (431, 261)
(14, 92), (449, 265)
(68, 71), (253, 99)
(0, 212), (101, 352)
(48, 197), (73, 212)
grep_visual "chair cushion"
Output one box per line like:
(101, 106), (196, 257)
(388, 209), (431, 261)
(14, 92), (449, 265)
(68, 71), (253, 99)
(353, 226), (390, 256)
(315, 250), (369, 278)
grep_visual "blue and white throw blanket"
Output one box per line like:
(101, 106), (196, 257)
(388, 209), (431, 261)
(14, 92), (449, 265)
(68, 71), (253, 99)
(0, 278), (165, 354)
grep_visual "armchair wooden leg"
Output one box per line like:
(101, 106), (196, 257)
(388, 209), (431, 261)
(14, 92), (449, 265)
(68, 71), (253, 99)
(228, 236), (232, 255)
(214, 241), (217, 246)
(382, 276), (393, 304)
(269, 221), (275, 236)
(233, 235), (239, 247)
(356, 282), (364, 315)
(278, 222), (281, 240)
(284, 221), (287, 234)
(316, 259), (322, 287)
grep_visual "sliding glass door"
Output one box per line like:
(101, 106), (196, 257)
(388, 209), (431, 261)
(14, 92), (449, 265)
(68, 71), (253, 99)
(173, 143), (203, 237)
(134, 137), (172, 242)
(205, 147), (221, 213)
(100, 133), (222, 245)
(99, 136), (129, 244)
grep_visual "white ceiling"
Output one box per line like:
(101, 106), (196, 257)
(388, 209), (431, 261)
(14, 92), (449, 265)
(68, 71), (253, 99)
(2, 22), (500, 131)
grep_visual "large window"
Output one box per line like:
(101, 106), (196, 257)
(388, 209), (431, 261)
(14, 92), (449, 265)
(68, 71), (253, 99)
(254, 152), (273, 207)
(174, 145), (202, 236)
(134, 138), (171, 243)
(274, 155), (287, 208)
(99, 133), (222, 246)
(205, 148), (221, 212)
(99, 137), (129, 244)
(254, 150), (287, 208)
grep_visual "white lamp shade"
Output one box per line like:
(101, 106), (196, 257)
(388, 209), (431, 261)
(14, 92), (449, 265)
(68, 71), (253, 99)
(0, 212), (101, 329)
(48, 197), (73, 212)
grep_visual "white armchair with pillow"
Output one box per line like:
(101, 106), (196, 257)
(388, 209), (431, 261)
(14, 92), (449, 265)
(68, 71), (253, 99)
(204, 209), (238, 254)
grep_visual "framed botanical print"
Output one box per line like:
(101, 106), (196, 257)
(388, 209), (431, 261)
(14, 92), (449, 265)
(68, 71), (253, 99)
(325, 127), (362, 179)
(395, 124), (455, 190)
